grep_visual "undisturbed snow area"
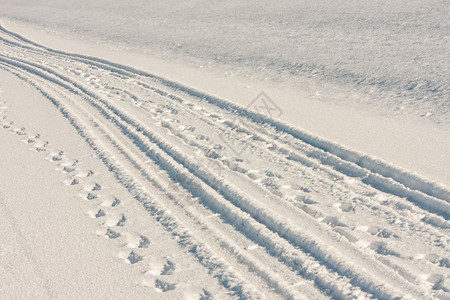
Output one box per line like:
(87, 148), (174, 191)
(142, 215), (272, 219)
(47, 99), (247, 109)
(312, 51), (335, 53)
(1, 0), (449, 121)
(0, 1), (449, 299)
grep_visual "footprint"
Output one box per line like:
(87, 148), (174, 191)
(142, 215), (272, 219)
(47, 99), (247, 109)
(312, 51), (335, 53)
(92, 183), (102, 191)
(111, 197), (121, 207)
(52, 155), (62, 162)
(105, 228), (121, 239)
(138, 235), (150, 248)
(51, 152), (63, 162)
(86, 193), (98, 200)
(15, 127), (26, 136)
(63, 166), (75, 173)
(200, 289), (213, 300)
(71, 159), (79, 167)
(161, 260), (176, 275)
(433, 275), (450, 292)
(127, 251), (143, 264)
(155, 279), (176, 293)
(95, 209), (106, 218)
(116, 214), (127, 227)
(439, 257), (450, 268)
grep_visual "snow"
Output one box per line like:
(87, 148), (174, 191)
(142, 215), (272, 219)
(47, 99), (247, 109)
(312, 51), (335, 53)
(1, 5), (448, 186)
(0, 69), (229, 299)
(0, 0), (448, 118)
(0, 1), (449, 299)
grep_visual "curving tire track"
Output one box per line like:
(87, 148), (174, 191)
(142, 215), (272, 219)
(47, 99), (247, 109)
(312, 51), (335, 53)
(1, 25), (449, 299)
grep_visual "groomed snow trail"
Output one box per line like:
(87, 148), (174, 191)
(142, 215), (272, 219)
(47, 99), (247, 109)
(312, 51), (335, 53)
(0, 26), (449, 299)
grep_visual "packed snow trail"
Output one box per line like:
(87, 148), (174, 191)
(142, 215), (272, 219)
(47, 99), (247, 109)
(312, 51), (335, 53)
(0, 25), (449, 299)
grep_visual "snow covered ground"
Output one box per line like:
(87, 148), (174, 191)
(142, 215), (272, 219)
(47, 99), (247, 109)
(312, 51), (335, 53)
(0, 1), (449, 299)
(1, 0), (449, 186)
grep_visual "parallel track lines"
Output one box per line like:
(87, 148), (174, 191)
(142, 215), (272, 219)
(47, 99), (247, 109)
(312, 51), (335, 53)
(1, 26), (449, 299)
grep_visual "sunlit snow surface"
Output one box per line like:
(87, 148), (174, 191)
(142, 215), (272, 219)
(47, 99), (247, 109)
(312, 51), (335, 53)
(0, 0), (449, 121)
(0, 1), (449, 299)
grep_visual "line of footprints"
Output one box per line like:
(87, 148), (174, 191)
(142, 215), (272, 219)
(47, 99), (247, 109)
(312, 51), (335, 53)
(0, 100), (215, 297)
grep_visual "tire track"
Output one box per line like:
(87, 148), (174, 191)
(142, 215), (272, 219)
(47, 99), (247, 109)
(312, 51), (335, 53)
(0, 43), (426, 293)
(0, 55), (398, 298)
(1, 24), (448, 206)
(0, 55), (328, 299)
(0, 59), (310, 298)
(1, 27), (449, 299)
